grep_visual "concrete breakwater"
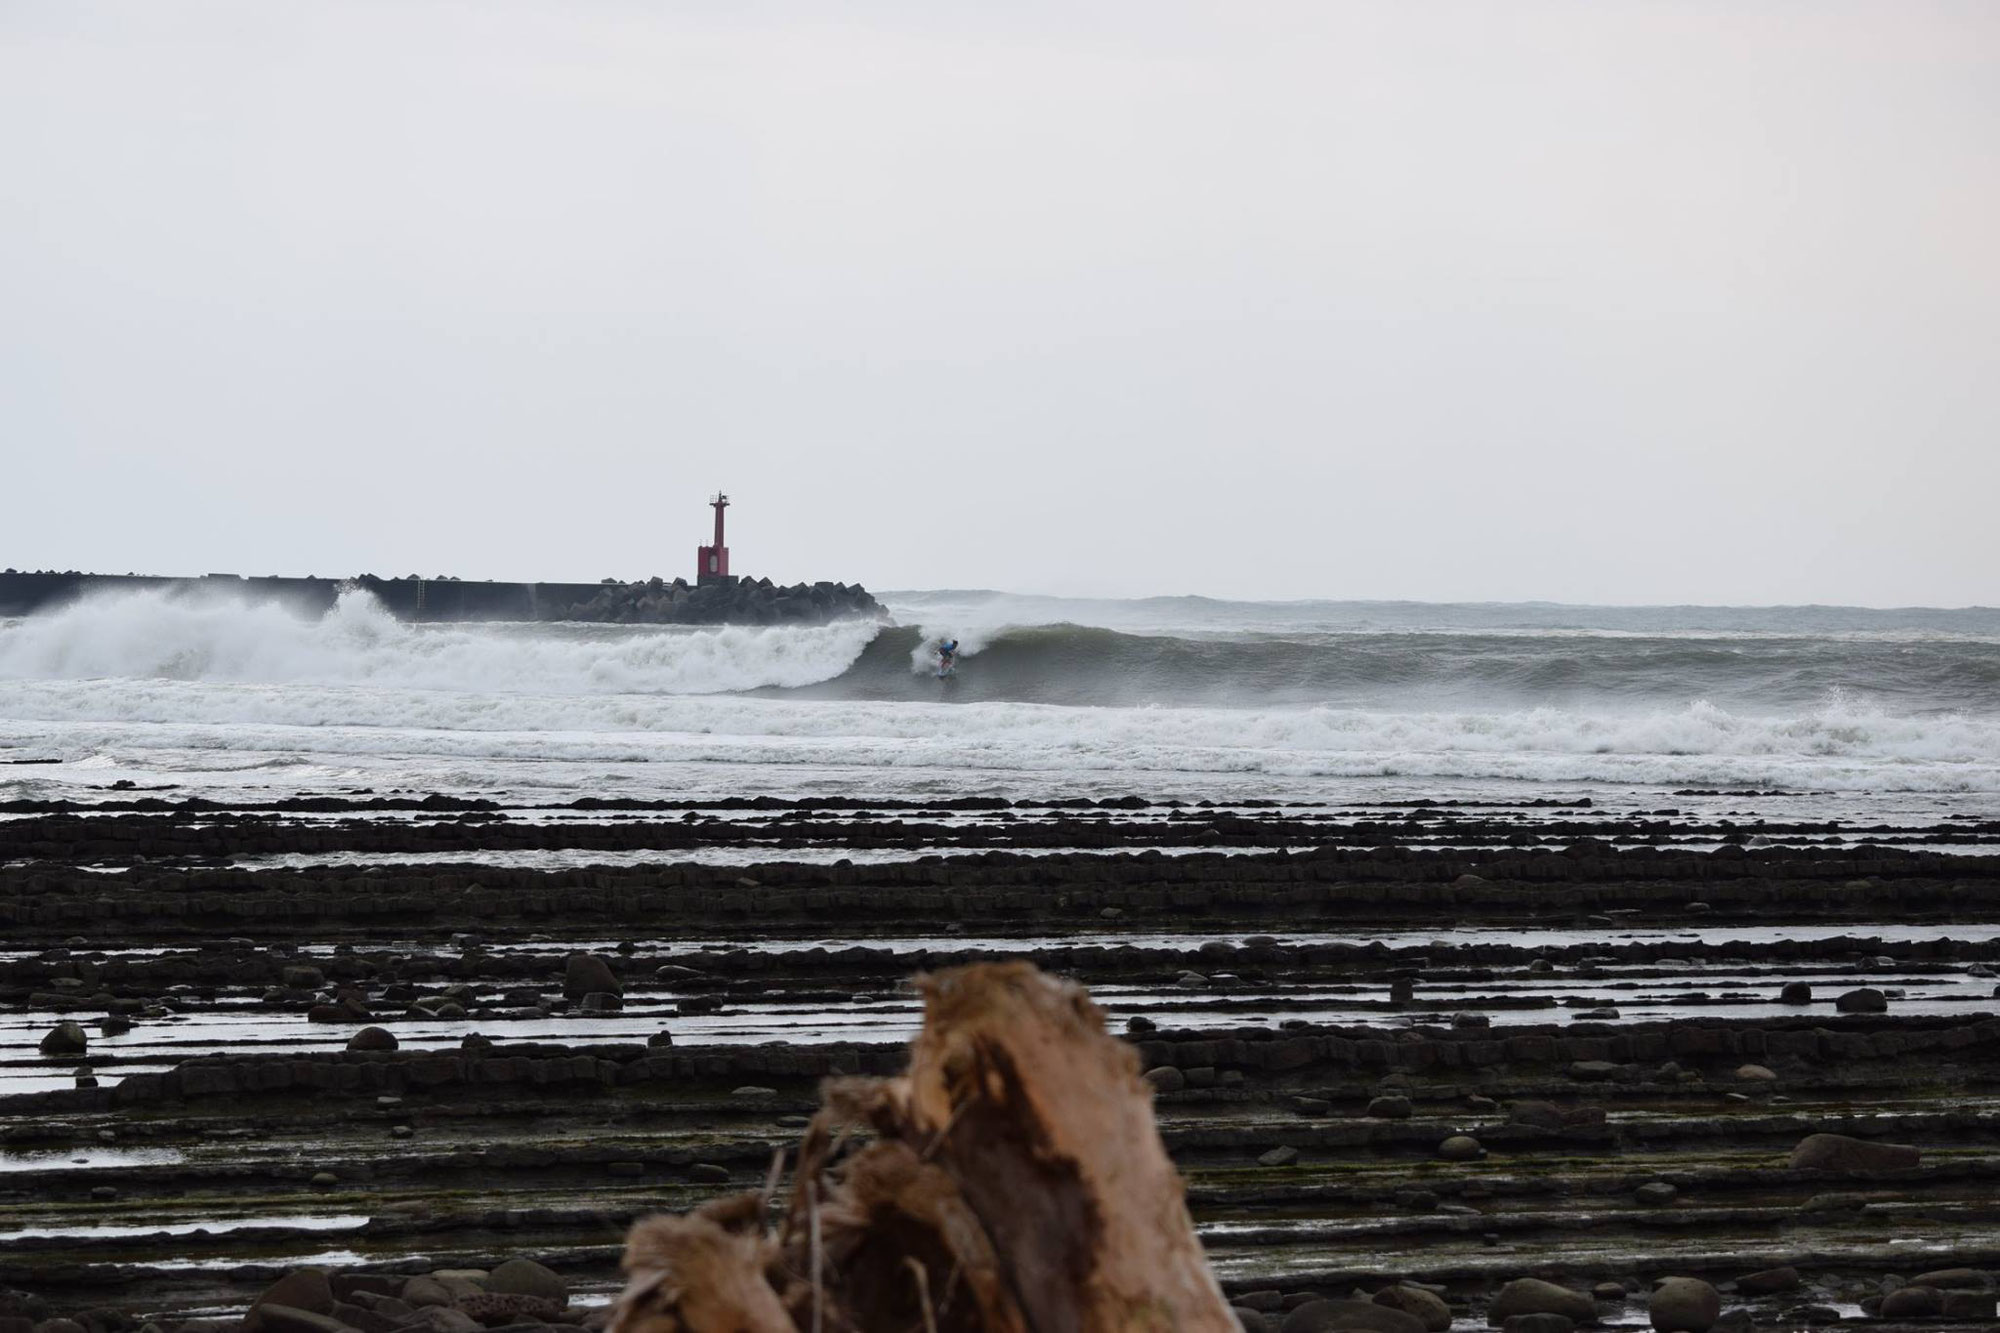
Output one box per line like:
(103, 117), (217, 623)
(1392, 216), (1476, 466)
(0, 570), (880, 625)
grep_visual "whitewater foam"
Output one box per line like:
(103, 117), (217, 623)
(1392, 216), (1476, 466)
(4, 587), (1999, 806)
(0, 588), (881, 695)
(6, 678), (2000, 793)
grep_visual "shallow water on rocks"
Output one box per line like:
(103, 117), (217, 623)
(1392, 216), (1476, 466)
(8, 957), (1998, 1094)
(0, 1146), (184, 1172)
(0, 1214), (369, 1241)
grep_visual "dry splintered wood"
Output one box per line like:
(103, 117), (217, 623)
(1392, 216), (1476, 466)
(610, 962), (1237, 1333)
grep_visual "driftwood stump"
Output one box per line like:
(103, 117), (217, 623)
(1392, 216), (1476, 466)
(610, 962), (1235, 1333)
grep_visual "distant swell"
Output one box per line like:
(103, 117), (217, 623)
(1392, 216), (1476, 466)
(782, 621), (2000, 713)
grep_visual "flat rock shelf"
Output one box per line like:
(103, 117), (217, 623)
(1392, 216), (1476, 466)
(4, 797), (2000, 1331)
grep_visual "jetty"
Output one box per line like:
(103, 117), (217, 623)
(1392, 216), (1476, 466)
(0, 494), (880, 626)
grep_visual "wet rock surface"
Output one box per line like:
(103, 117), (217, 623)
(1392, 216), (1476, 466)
(5, 798), (2000, 1328)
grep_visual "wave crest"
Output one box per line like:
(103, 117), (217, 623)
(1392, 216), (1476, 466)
(0, 588), (883, 696)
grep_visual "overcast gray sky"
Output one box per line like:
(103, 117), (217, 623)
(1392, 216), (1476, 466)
(3, 2), (1995, 605)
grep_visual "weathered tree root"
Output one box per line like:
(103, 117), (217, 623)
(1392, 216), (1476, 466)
(611, 962), (1235, 1333)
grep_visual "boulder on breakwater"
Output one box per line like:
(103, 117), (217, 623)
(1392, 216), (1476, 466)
(558, 574), (880, 626)
(0, 569), (881, 627)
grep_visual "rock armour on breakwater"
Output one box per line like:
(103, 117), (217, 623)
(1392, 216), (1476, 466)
(553, 574), (878, 625)
(0, 570), (880, 626)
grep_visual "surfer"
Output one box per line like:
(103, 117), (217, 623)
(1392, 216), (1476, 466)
(936, 638), (959, 678)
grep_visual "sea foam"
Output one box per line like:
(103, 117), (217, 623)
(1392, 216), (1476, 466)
(4, 587), (1999, 799)
(0, 588), (880, 696)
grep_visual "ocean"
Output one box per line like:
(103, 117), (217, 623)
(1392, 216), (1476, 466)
(2, 585), (1998, 818)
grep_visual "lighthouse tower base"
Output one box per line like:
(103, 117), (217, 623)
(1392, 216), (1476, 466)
(697, 492), (732, 585)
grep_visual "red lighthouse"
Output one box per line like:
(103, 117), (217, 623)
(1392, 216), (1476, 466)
(697, 492), (731, 584)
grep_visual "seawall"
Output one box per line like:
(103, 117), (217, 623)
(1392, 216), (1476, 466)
(0, 571), (880, 625)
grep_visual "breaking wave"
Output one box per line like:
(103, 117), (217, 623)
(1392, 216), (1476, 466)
(3, 587), (1999, 797)
(0, 588), (881, 696)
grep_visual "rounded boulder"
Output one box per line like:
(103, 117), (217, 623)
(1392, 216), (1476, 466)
(1789, 1132), (1919, 1172)
(246, 1269), (335, 1328)
(38, 1022), (88, 1057)
(1487, 1279), (1595, 1326)
(1880, 1286), (1942, 1318)
(1835, 987), (1887, 1013)
(1907, 1267), (1989, 1290)
(1280, 1299), (1424, 1333)
(486, 1257), (566, 1304)
(1371, 1284), (1452, 1332)
(1649, 1277), (1721, 1333)
(562, 952), (622, 1000)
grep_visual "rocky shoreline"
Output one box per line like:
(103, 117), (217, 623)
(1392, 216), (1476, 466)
(6, 798), (2000, 1331)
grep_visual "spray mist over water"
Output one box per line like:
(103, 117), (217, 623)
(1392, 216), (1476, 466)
(0, 589), (881, 695)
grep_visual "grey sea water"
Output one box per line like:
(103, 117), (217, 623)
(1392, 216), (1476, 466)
(1, 585), (1996, 815)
